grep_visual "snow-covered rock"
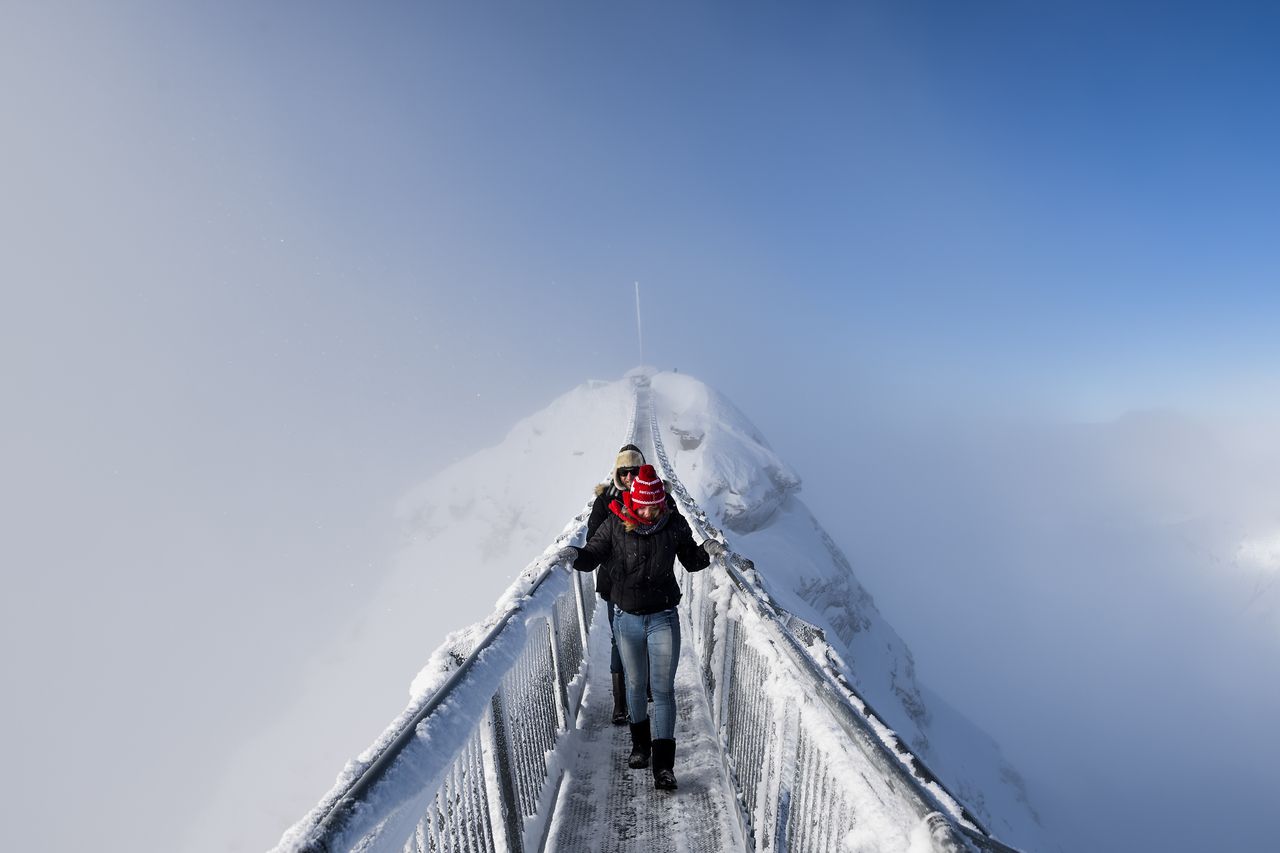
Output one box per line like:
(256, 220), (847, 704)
(651, 373), (802, 534)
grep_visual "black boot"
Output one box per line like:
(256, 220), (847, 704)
(628, 719), (651, 769)
(611, 672), (629, 725)
(652, 739), (677, 790)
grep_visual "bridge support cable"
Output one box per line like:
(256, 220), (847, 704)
(641, 375), (1024, 853)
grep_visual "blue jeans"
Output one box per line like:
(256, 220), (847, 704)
(612, 607), (680, 739)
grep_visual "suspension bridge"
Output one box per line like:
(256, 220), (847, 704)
(275, 376), (1024, 853)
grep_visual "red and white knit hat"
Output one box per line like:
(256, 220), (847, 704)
(629, 464), (666, 507)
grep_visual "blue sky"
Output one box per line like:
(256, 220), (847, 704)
(3, 3), (1279, 852)
(11, 1), (1275, 428)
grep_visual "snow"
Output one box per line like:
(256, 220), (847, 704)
(649, 373), (801, 534)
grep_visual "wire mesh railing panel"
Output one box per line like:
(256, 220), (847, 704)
(498, 617), (560, 819)
(405, 728), (496, 853)
(686, 568), (711, 655)
(699, 599), (718, 706)
(577, 570), (596, 634)
(553, 590), (584, 707)
(723, 623), (773, 827)
(787, 725), (853, 853)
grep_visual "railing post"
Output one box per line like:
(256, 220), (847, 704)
(546, 610), (571, 732)
(573, 569), (591, 655)
(487, 690), (524, 853)
(716, 607), (738, 734)
(770, 647), (799, 853)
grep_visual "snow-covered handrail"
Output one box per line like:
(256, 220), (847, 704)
(274, 381), (647, 853)
(644, 390), (1024, 853)
(275, 546), (594, 853)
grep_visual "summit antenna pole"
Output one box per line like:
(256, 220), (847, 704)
(634, 281), (643, 366)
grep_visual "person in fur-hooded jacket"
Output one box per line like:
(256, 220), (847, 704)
(583, 445), (646, 584)
(560, 464), (724, 791)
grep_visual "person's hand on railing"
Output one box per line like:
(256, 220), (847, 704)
(554, 546), (579, 567)
(702, 539), (726, 559)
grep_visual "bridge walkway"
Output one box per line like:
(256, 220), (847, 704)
(545, 593), (745, 852)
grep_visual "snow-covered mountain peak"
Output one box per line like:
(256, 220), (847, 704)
(650, 373), (801, 534)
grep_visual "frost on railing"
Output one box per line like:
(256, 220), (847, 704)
(646, 389), (1024, 853)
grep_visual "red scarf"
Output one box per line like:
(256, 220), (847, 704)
(609, 492), (666, 529)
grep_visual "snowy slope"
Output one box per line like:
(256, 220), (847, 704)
(648, 371), (1058, 852)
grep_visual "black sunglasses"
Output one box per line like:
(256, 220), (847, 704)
(617, 467), (640, 478)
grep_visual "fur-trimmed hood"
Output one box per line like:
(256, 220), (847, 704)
(611, 447), (646, 491)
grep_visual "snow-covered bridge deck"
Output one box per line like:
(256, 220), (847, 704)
(546, 596), (743, 852)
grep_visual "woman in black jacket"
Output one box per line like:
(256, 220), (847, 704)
(583, 445), (679, 724)
(585, 444), (646, 725)
(564, 464), (723, 790)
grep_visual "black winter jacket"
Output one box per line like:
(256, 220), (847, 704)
(586, 484), (623, 542)
(582, 484), (679, 601)
(574, 507), (710, 615)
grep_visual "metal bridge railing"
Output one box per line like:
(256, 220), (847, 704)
(274, 558), (597, 853)
(644, 387), (1024, 853)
